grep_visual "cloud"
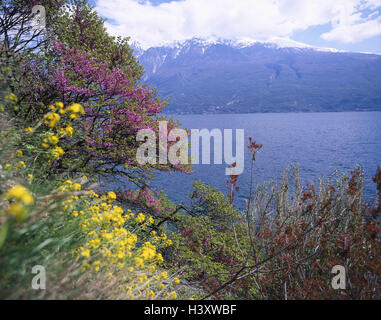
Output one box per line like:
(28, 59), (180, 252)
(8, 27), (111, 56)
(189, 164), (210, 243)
(321, 2), (381, 43)
(322, 18), (381, 42)
(95, 0), (381, 48)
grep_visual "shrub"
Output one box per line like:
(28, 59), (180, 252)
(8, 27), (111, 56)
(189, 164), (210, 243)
(0, 96), (184, 300)
(200, 144), (381, 299)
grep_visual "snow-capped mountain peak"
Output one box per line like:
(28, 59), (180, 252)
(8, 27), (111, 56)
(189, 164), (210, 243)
(134, 36), (381, 114)
(132, 37), (348, 79)
(132, 37), (344, 55)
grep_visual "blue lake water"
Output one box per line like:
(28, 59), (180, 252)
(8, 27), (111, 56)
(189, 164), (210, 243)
(152, 112), (381, 209)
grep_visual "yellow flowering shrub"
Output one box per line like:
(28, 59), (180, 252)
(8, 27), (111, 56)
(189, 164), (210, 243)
(0, 95), (185, 300)
(65, 187), (181, 299)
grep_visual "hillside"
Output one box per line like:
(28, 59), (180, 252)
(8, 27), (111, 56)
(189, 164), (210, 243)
(135, 38), (381, 114)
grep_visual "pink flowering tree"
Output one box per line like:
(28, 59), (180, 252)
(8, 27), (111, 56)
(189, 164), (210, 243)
(5, 1), (192, 213)
(20, 40), (191, 189)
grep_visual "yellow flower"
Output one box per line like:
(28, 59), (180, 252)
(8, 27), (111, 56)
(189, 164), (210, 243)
(81, 249), (91, 258)
(55, 102), (64, 109)
(135, 257), (144, 268)
(18, 161), (26, 169)
(160, 271), (168, 279)
(45, 112), (61, 128)
(4, 185), (34, 205)
(69, 103), (84, 114)
(16, 150), (23, 157)
(43, 135), (59, 148)
(89, 190), (99, 198)
(147, 216), (154, 225)
(93, 260), (101, 267)
(136, 212), (145, 223)
(107, 191), (117, 201)
(140, 242), (156, 260)
(60, 124), (74, 137)
(28, 174), (34, 182)
(117, 251), (126, 259)
(48, 135), (59, 145)
(66, 124), (74, 135)
(6, 93), (18, 103)
(168, 291), (177, 299)
(24, 127), (33, 133)
(66, 103), (84, 119)
(52, 146), (65, 159)
(7, 203), (28, 221)
(174, 277), (180, 284)
(0, 105), (4, 112)
(72, 183), (81, 191)
(156, 253), (164, 264)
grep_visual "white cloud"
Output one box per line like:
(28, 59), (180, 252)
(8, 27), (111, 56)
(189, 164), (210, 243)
(95, 0), (381, 48)
(321, 2), (381, 43)
(322, 17), (381, 42)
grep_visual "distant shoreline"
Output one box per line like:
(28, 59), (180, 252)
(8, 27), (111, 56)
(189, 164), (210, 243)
(164, 109), (381, 116)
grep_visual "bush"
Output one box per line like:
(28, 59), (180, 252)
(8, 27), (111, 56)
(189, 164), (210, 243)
(196, 160), (381, 299)
(0, 97), (183, 300)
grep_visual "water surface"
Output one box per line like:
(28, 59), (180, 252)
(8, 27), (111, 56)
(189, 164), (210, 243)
(152, 112), (381, 208)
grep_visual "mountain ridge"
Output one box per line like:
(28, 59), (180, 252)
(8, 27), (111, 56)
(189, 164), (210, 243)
(132, 37), (381, 55)
(133, 37), (381, 114)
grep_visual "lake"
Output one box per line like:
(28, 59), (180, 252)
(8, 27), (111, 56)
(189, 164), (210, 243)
(152, 112), (381, 209)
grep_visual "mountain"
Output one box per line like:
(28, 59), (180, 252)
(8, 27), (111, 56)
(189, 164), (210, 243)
(134, 38), (381, 114)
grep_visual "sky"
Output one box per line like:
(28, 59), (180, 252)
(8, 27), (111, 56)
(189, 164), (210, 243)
(92, 0), (381, 53)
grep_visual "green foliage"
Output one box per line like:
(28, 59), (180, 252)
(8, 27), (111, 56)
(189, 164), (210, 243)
(52, 0), (143, 80)
(0, 100), (183, 300)
(168, 181), (251, 295)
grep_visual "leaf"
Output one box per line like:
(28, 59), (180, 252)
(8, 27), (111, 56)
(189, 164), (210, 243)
(32, 239), (53, 253)
(0, 221), (9, 250)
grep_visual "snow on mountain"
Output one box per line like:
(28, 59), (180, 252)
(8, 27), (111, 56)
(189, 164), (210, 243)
(132, 36), (381, 114)
(132, 37), (345, 56)
(132, 37), (349, 80)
